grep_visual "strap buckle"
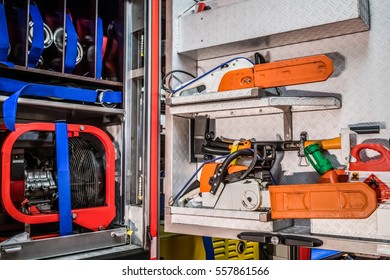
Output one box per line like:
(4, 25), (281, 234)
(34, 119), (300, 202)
(96, 89), (118, 108)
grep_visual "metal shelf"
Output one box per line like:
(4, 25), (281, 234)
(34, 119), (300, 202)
(0, 228), (128, 260)
(168, 206), (292, 232)
(167, 89), (341, 119)
(166, 88), (341, 140)
(0, 96), (125, 124)
(0, 65), (123, 90)
(166, 208), (390, 257)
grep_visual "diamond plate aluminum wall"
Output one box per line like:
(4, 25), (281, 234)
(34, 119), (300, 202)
(166, 0), (390, 242)
(178, 0), (369, 60)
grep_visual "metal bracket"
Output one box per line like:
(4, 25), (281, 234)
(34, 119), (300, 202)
(276, 106), (293, 141)
(238, 232), (323, 247)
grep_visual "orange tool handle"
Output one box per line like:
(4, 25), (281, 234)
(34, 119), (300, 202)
(269, 182), (377, 219)
(304, 136), (341, 150)
(254, 54), (333, 88)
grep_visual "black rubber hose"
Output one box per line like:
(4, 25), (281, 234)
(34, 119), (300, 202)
(205, 139), (231, 149)
(210, 149), (254, 194)
(239, 144), (260, 180)
(254, 52), (266, 64)
(202, 145), (230, 155)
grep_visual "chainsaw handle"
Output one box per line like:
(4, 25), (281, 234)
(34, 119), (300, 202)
(209, 149), (254, 194)
(350, 143), (390, 165)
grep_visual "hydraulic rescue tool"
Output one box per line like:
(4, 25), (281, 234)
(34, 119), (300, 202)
(171, 53), (334, 96)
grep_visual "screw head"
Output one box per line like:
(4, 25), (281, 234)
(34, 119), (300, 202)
(271, 236), (280, 245)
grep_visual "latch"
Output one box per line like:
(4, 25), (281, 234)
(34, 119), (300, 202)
(1, 245), (22, 254)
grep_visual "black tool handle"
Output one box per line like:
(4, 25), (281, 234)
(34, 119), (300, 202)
(238, 232), (323, 247)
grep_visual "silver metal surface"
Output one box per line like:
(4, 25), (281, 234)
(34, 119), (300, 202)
(166, 0), (390, 254)
(123, 0), (147, 252)
(311, 204), (390, 240)
(168, 206), (292, 232)
(166, 88), (262, 106)
(169, 95), (341, 118)
(165, 211), (292, 239)
(278, 226), (390, 257)
(0, 228), (128, 260)
(205, 179), (265, 211)
(129, 67), (145, 79)
(178, 0), (369, 60)
(165, 110), (196, 197)
(128, 205), (144, 246)
(52, 244), (143, 260)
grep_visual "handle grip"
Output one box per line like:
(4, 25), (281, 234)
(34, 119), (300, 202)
(349, 143), (390, 172)
(350, 143), (389, 164)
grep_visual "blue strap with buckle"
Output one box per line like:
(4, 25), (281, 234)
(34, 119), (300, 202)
(28, 4), (44, 68)
(96, 17), (103, 79)
(55, 121), (73, 236)
(0, 77), (122, 131)
(64, 13), (78, 73)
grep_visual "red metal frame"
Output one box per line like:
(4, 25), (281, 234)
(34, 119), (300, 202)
(299, 247), (311, 260)
(0, 123), (116, 231)
(149, 0), (160, 260)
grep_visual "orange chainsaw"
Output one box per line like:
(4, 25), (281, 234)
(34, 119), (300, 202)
(198, 137), (377, 220)
(172, 53), (334, 96)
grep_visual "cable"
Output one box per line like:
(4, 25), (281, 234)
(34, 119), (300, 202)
(172, 57), (254, 95)
(162, 69), (196, 93)
(170, 155), (229, 206)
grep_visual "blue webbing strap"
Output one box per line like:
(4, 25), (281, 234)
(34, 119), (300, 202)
(55, 121), (73, 236)
(96, 17), (103, 79)
(0, 2), (9, 62)
(202, 236), (215, 260)
(64, 14), (78, 73)
(0, 2), (13, 67)
(28, 4), (44, 68)
(1, 77), (122, 131)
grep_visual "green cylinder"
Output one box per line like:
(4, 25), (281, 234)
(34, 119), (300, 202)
(304, 143), (334, 175)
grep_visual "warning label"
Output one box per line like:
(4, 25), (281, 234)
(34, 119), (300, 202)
(364, 174), (390, 203)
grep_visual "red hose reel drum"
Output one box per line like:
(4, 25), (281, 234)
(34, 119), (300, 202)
(0, 123), (116, 231)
